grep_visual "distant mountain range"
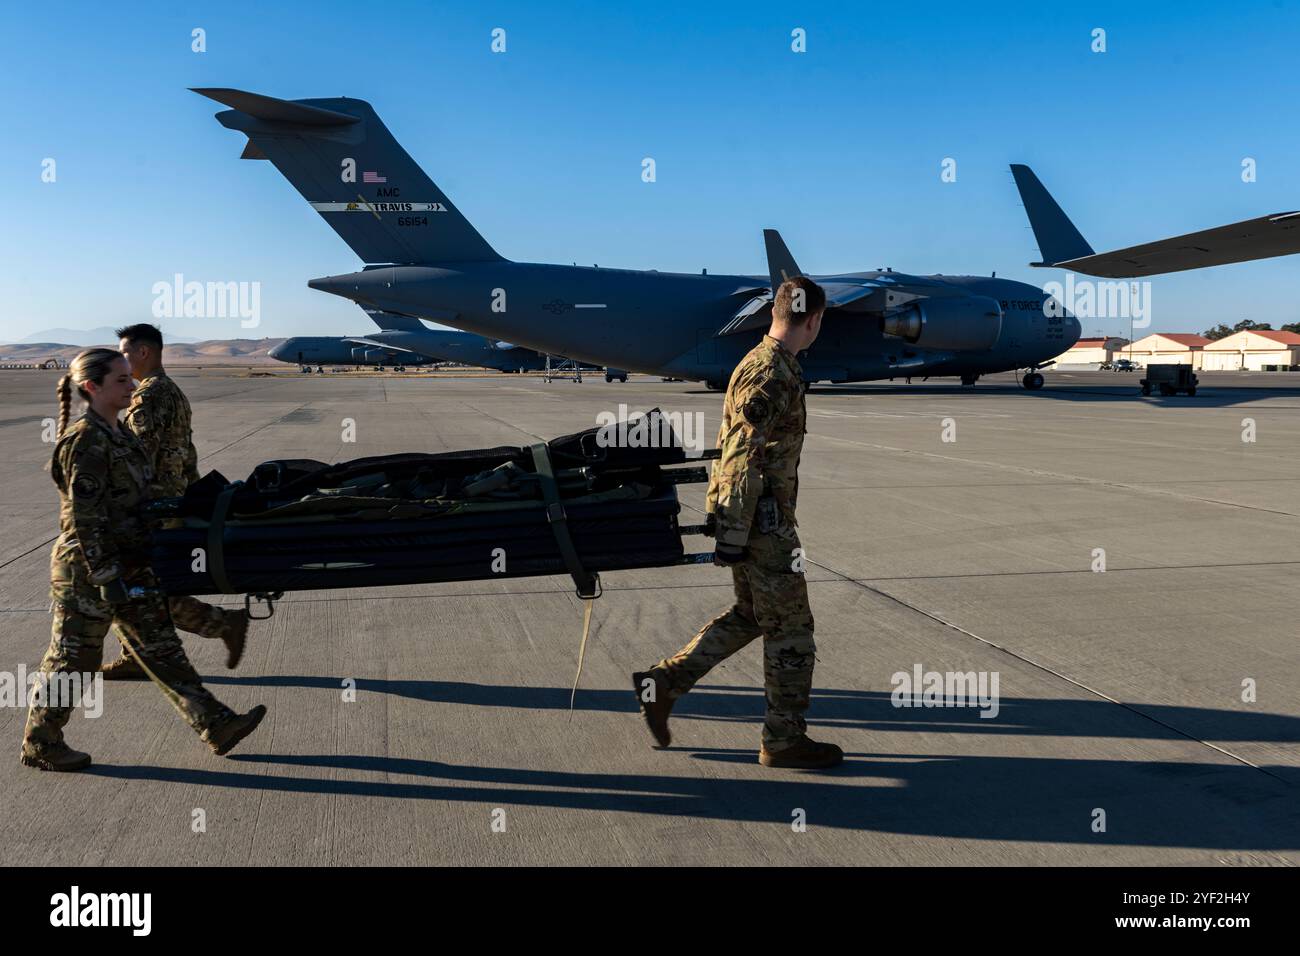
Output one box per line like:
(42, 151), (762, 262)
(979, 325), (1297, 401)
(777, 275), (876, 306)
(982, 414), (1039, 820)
(1, 338), (286, 364)
(17, 327), (201, 346)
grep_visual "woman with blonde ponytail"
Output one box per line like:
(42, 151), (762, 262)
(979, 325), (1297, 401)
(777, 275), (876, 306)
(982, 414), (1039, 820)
(21, 349), (266, 771)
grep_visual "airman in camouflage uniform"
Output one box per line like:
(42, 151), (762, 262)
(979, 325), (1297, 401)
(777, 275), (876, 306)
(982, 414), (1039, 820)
(21, 350), (265, 771)
(634, 277), (843, 769)
(101, 326), (249, 679)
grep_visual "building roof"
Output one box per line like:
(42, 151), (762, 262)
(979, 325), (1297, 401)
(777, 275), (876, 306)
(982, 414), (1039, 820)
(1129, 332), (1210, 350)
(1204, 329), (1300, 349)
(1248, 330), (1300, 344)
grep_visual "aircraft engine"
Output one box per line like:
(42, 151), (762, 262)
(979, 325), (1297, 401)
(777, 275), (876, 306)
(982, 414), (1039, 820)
(350, 346), (368, 362)
(362, 348), (389, 364)
(881, 296), (1002, 351)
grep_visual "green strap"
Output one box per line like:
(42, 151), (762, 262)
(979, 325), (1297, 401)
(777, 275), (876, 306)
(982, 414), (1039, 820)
(206, 482), (240, 594)
(529, 443), (599, 599)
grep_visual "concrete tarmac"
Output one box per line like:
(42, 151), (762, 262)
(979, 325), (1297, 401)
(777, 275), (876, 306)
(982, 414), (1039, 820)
(1, 367), (1297, 866)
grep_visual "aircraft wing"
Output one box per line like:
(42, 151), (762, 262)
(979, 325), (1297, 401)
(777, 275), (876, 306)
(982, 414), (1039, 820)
(1047, 212), (1300, 278)
(717, 280), (927, 336)
(1011, 163), (1300, 278)
(342, 337), (419, 354)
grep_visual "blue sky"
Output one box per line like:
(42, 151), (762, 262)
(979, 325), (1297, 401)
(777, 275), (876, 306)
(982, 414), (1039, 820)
(3, 0), (1299, 342)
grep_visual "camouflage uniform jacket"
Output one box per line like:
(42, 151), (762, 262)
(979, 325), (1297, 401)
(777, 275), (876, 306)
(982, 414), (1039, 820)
(705, 335), (807, 547)
(124, 369), (199, 498)
(50, 408), (155, 586)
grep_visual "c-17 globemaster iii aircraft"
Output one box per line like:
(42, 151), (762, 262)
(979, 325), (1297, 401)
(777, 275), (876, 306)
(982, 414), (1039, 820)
(197, 87), (1083, 390)
(270, 308), (546, 371)
(270, 307), (619, 375)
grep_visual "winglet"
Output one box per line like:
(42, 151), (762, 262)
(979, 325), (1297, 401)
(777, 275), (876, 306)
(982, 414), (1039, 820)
(763, 229), (802, 291)
(1009, 164), (1095, 266)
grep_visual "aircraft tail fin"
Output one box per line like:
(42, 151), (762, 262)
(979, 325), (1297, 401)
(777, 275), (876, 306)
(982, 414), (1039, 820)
(1009, 164), (1095, 266)
(194, 88), (503, 265)
(763, 229), (803, 290)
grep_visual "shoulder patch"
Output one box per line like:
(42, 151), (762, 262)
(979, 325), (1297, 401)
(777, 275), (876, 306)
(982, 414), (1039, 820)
(72, 473), (102, 499)
(740, 395), (772, 427)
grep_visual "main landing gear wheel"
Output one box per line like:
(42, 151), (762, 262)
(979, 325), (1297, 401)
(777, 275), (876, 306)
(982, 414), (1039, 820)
(1022, 372), (1045, 390)
(705, 380), (725, 391)
(961, 373), (979, 386)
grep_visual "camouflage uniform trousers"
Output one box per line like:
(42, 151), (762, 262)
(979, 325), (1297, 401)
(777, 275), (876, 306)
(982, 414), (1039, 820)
(167, 595), (243, 642)
(652, 524), (815, 750)
(23, 551), (237, 753)
(154, 514), (241, 645)
(110, 522), (243, 664)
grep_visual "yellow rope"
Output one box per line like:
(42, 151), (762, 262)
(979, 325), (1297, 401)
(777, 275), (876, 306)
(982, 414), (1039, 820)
(568, 597), (595, 713)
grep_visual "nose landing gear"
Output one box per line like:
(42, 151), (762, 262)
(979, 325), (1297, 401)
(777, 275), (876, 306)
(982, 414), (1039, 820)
(1022, 371), (1045, 390)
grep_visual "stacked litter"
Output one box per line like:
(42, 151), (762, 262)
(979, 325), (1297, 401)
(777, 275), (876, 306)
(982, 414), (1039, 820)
(147, 410), (709, 598)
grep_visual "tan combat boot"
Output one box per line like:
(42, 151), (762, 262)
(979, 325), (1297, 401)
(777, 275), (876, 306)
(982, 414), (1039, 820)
(204, 705), (268, 756)
(631, 670), (674, 748)
(759, 735), (844, 770)
(20, 741), (92, 772)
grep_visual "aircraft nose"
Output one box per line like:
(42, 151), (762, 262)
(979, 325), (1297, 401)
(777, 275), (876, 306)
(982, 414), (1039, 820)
(268, 342), (286, 359)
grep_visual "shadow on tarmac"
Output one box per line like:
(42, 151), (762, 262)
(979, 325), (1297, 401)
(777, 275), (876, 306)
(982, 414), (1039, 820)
(88, 680), (1300, 848)
(204, 676), (1300, 744)
(87, 747), (1298, 847)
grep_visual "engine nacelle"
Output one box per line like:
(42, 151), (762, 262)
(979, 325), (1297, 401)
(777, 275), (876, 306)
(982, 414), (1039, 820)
(881, 296), (1002, 351)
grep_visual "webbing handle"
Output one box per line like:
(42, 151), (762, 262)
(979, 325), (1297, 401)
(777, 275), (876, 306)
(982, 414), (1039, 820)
(206, 481), (241, 594)
(529, 443), (600, 599)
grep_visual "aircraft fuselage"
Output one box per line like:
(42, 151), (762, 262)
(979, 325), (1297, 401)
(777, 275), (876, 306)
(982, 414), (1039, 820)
(308, 263), (1081, 385)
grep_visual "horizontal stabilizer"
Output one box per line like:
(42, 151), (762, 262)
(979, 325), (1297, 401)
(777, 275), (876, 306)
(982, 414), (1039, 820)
(361, 307), (426, 333)
(192, 88), (360, 126)
(196, 87), (502, 265)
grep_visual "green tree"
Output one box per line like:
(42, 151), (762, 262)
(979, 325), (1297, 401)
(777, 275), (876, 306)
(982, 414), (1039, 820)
(1206, 319), (1275, 338)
